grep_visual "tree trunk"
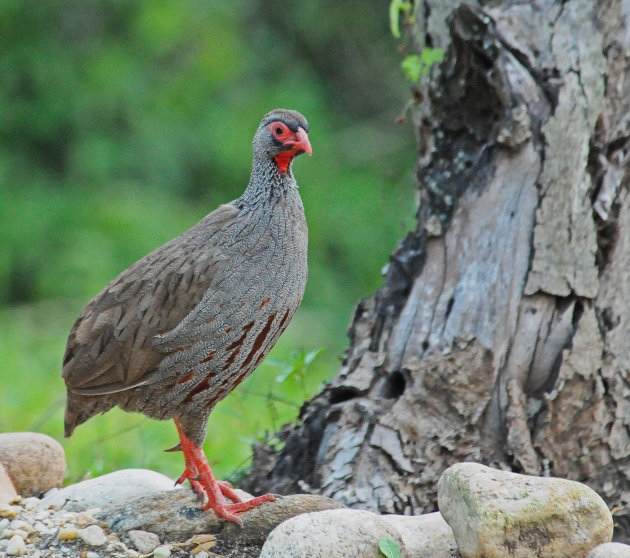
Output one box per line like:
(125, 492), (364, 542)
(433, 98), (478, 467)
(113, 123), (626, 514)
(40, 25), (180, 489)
(244, 0), (630, 539)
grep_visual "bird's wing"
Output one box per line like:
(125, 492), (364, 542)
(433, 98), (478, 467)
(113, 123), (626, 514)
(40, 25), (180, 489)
(62, 203), (239, 395)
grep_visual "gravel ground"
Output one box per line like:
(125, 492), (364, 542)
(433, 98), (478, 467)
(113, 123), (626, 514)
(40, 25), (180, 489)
(0, 496), (217, 558)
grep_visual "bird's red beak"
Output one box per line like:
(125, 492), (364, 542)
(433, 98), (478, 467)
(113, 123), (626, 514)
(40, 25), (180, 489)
(286, 126), (312, 156)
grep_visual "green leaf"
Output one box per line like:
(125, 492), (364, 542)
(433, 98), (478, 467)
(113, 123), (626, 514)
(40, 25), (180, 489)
(421, 46), (445, 67)
(401, 48), (445, 82)
(378, 537), (402, 558)
(401, 54), (422, 82)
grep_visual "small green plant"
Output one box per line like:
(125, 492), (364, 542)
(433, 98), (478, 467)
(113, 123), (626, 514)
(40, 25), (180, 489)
(389, 0), (444, 82)
(378, 536), (402, 558)
(401, 48), (445, 82)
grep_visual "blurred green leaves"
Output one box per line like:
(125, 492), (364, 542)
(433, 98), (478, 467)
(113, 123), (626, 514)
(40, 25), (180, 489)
(0, 0), (416, 480)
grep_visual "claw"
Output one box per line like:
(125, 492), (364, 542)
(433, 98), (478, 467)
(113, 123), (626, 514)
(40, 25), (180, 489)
(164, 442), (182, 452)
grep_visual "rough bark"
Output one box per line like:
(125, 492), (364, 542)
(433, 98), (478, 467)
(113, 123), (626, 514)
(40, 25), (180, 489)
(244, 0), (630, 540)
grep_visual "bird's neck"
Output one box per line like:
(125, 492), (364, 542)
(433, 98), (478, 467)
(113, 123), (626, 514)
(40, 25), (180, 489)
(241, 153), (297, 205)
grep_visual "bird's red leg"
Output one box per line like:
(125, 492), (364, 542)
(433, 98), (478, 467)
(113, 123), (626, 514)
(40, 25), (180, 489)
(172, 419), (274, 524)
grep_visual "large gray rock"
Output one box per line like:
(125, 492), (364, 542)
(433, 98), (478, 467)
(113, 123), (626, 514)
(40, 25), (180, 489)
(587, 542), (630, 557)
(98, 487), (343, 557)
(381, 512), (461, 557)
(438, 463), (613, 558)
(259, 508), (409, 558)
(40, 469), (176, 511)
(0, 433), (66, 497)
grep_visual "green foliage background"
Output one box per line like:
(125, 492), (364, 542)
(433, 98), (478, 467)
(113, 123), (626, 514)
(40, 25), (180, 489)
(0, 1), (415, 484)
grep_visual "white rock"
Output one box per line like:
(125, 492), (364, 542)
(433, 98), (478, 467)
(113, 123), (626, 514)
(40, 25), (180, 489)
(438, 462), (613, 558)
(127, 529), (160, 553)
(21, 497), (40, 511)
(0, 463), (18, 505)
(6, 534), (27, 555)
(39, 469), (177, 511)
(381, 512), (459, 557)
(9, 520), (33, 533)
(260, 508), (408, 558)
(152, 544), (172, 558)
(78, 524), (107, 546)
(0, 433), (66, 497)
(85, 552), (100, 558)
(11, 529), (28, 540)
(588, 542), (630, 557)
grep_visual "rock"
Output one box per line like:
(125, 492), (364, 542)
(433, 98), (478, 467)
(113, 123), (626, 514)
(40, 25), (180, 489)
(6, 534), (26, 555)
(0, 463), (18, 505)
(438, 462), (613, 558)
(0, 433), (66, 497)
(381, 512), (461, 557)
(58, 526), (79, 540)
(40, 469), (176, 511)
(127, 529), (160, 553)
(259, 508), (409, 558)
(78, 524), (108, 546)
(98, 487), (344, 547)
(153, 544), (172, 557)
(587, 542), (630, 557)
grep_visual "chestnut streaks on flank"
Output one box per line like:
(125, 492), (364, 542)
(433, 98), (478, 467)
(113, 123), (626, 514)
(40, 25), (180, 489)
(167, 342), (193, 356)
(221, 321), (256, 370)
(223, 349), (239, 370)
(277, 308), (291, 330)
(231, 368), (250, 391)
(240, 313), (276, 370)
(225, 327), (232, 334)
(200, 350), (217, 364)
(184, 376), (212, 402)
(259, 298), (271, 309)
(225, 321), (255, 352)
(176, 372), (195, 384)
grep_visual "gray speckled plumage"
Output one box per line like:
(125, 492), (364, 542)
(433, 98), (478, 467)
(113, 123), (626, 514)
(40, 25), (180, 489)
(63, 109), (309, 447)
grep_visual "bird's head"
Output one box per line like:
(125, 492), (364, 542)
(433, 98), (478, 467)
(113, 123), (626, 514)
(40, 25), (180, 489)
(254, 109), (312, 174)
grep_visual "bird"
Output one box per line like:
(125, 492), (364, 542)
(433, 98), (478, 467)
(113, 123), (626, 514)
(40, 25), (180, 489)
(62, 109), (312, 524)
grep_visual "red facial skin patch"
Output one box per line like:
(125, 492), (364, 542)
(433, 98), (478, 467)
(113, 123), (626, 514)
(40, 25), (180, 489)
(269, 121), (312, 174)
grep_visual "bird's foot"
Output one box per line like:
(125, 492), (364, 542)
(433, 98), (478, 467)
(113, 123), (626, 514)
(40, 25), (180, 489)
(201, 492), (276, 523)
(173, 419), (274, 525)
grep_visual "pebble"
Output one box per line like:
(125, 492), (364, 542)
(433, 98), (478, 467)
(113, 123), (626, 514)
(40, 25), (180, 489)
(6, 534), (27, 555)
(153, 545), (172, 558)
(58, 527), (79, 540)
(78, 525), (108, 546)
(127, 529), (160, 553)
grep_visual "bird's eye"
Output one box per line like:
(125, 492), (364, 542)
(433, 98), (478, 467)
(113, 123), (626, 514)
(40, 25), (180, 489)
(275, 126), (283, 135)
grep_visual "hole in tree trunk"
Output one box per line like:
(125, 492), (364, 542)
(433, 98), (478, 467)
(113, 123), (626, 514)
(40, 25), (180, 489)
(380, 370), (406, 399)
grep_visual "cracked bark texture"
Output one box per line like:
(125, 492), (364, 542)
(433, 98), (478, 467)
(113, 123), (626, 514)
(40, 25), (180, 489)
(244, 0), (630, 540)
